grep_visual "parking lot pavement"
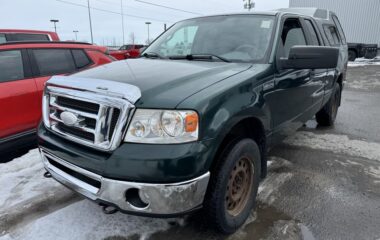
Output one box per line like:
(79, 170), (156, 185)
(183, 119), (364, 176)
(1, 65), (380, 240)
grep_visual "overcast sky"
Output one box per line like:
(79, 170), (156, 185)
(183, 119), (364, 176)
(0, 0), (289, 46)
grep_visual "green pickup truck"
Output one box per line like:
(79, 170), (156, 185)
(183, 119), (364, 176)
(39, 8), (348, 234)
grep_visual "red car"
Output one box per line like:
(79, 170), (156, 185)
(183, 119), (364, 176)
(0, 29), (60, 43)
(0, 41), (114, 153)
(109, 44), (145, 60)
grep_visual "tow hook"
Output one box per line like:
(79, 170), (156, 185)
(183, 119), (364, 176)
(100, 204), (118, 215)
(44, 172), (52, 178)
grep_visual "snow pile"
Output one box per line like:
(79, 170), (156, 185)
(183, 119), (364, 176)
(284, 131), (380, 161)
(1, 200), (178, 240)
(258, 157), (293, 204)
(348, 57), (380, 67)
(0, 149), (62, 209)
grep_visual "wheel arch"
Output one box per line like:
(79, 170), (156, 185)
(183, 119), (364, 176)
(208, 116), (268, 179)
(335, 73), (344, 105)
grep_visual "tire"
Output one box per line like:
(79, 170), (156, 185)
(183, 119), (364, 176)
(348, 50), (357, 61)
(203, 139), (261, 234)
(316, 83), (341, 126)
(364, 50), (377, 59)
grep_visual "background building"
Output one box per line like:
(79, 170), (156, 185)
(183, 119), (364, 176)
(289, 0), (380, 46)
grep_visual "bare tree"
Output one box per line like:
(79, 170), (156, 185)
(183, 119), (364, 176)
(129, 32), (136, 44)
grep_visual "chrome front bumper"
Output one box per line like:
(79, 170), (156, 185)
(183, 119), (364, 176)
(40, 148), (210, 215)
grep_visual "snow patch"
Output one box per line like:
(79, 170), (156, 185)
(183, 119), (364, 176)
(284, 131), (380, 162)
(367, 166), (380, 180)
(264, 220), (303, 240)
(348, 57), (380, 67)
(346, 77), (380, 90)
(258, 157), (293, 204)
(0, 149), (62, 209)
(1, 201), (179, 240)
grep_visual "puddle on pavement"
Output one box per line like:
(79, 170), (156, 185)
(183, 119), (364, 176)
(147, 203), (308, 240)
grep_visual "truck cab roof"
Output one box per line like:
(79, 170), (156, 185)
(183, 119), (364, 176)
(186, 8), (336, 23)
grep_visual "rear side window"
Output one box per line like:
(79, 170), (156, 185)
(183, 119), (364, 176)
(33, 49), (76, 76)
(72, 49), (91, 69)
(304, 20), (320, 46)
(0, 50), (24, 82)
(0, 34), (6, 44)
(332, 16), (347, 44)
(122, 45), (134, 50)
(10, 33), (49, 42)
(324, 26), (341, 46)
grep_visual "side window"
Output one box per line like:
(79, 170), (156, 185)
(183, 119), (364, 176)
(124, 45), (134, 50)
(72, 49), (91, 69)
(324, 26), (341, 46)
(304, 20), (320, 46)
(332, 16), (347, 44)
(11, 33), (49, 42)
(33, 49), (76, 76)
(0, 34), (7, 44)
(279, 18), (307, 58)
(0, 50), (24, 82)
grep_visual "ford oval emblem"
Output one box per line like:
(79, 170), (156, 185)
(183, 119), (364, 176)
(60, 111), (79, 126)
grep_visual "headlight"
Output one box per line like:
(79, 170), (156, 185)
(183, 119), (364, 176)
(125, 109), (199, 144)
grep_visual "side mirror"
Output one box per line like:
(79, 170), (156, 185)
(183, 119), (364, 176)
(279, 46), (339, 70)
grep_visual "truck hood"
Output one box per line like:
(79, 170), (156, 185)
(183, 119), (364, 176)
(73, 58), (252, 108)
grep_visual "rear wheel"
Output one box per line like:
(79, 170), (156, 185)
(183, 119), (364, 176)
(316, 83), (341, 126)
(204, 139), (261, 234)
(348, 50), (357, 61)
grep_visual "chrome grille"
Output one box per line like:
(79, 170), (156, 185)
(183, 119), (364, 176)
(42, 76), (141, 152)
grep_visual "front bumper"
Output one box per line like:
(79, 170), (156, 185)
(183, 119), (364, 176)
(40, 148), (210, 216)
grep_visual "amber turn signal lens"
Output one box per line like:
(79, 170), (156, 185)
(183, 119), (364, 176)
(185, 113), (198, 132)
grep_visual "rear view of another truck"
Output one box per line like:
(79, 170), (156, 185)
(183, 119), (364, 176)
(348, 43), (378, 61)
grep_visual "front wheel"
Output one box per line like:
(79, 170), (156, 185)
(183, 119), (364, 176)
(203, 139), (261, 234)
(316, 83), (341, 126)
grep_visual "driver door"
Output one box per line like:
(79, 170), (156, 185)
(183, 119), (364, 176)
(266, 17), (315, 141)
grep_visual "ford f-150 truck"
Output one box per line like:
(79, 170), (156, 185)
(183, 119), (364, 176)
(39, 8), (347, 234)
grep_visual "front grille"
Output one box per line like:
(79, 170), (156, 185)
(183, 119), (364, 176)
(43, 84), (135, 151)
(56, 96), (100, 114)
(109, 109), (120, 138)
(57, 123), (95, 142)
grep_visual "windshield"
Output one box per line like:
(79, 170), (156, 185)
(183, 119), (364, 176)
(144, 15), (275, 63)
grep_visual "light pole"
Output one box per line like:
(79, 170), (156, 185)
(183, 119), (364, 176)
(73, 30), (79, 41)
(121, 0), (125, 45)
(243, 0), (255, 11)
(145, 22), (151, 44)
(50, 19), (59, 33)
(87, 0), (94, 44)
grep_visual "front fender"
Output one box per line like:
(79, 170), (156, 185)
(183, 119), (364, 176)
(177, 64), (274, 171)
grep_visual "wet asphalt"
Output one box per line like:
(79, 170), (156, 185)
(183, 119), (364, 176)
(2, 66), (380, 240)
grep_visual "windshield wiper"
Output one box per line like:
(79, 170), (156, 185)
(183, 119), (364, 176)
(169, 54), (230, 63)
(141, 52), (164, 59)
